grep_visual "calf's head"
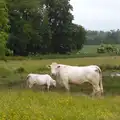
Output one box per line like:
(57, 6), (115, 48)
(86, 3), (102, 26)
(52, 80), (56, 87)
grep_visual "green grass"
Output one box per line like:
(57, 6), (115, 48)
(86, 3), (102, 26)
(80, 45), (99, 53)
(0, 56), (120, 86)
(0, 56), (120, 85)
(0, 56), (120, 73)
(0, 57), (120, 119)
(80, 44), (120, 54)
(1, 56), (120, 67)
(0, 89), (120, 120)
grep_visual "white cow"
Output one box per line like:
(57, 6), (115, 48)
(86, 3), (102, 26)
(111, 73), (115, 78)
(111, 73), (120, 78)
(47, 62), (103, 96)
(116, 73), (120, 76)
(26, 73), (56, 91)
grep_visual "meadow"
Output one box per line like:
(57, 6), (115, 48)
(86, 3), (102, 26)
(80, 44), (120, 54)
(0, 56), (120, 119)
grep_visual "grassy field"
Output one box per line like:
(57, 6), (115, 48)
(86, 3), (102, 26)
(80, 45), (99, 53)
(0, 89), (120, 120)
(0, 57), (120, 119)
(0, 56), (120, 89)
(80, 44), (120, 53)
(1, 56), (120, 71)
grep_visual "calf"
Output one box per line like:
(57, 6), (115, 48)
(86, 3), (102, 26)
(26, 73), (56, 91)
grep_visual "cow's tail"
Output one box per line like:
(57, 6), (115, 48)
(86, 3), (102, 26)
(95, 66), (103, 94)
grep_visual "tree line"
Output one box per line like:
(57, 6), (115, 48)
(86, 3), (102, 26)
(86, 29), (120, 45)
(0, 0), (86, 56)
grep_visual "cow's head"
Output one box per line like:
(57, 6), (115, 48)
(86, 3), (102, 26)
(47, 62), (60, 77)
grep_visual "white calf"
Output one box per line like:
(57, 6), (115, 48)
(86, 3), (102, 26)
(48, 62), (103, 96)
(26, 73), (56, 91)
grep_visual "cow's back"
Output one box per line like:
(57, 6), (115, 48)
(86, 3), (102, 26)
(58, 65), (100, 82)
(35, 74), (49, 85)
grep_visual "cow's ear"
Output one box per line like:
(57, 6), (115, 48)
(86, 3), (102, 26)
(57, 65), (60, 68)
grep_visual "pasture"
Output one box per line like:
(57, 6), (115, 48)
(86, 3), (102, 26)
(80, 44), (120, 54)
(0, 56), (120, 119)
(80, 45), (99, 53)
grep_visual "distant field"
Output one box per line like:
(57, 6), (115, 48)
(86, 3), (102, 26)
(80, 45), (99, 53)
(0, 56), (120, 87)
(1, 56), (120, 71)
(80, 44), (120, 53)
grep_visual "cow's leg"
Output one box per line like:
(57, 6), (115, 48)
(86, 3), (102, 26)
(29, 84), (33, 88)
(91, 83), (101, 97)
(41, 85), (45, 91)
(47, 85), (50, 92)
(62, 80), (70, 93)
(91, 87), (96, 97)
(88, 82), (95, 97)
(94, 85), (101, 97)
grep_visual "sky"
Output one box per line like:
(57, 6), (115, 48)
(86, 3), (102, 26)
(70, 0), (120, 31)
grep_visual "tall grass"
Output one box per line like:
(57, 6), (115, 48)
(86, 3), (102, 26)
(0, 90), (120, 120)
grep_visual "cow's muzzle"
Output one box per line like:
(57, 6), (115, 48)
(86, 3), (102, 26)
(51, 73), (56, 78)
(51, 73), (55, 76)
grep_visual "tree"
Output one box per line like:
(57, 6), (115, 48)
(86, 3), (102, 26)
(71, 23), (86, 50)
(86, 29), (120, 45)
(6, 0), (86, 55)
(6, 0), (43, 55)
(0, 0), (9, 56)
(44, 0), (74, 54)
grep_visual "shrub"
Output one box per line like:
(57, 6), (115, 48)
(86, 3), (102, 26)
(97, 47), (105, 53)
(5, 49), (13, 56)
(97, 44), (120, 54)
(14, 67), (26, 74)
(37, 66), (49, 72)
(99, 64), (120, 71)
(77, 64), (120, 71)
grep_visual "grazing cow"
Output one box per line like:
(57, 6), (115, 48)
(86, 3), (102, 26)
(111, 73), (120, 78)
(116, 73), (120, 76)
(26, 73), (56, 91)
(111, 73), (115, 78)
(47, 62), (103, 96)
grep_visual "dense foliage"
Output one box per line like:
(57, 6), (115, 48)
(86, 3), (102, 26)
(97, 44), (119, 54)
(0, 0), (9, 56)
(1, 0), (120, 57)
(0, 0), (86, 56)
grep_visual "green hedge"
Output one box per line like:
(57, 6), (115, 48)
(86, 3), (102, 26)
(8, 64), (120, 74)
(77, 64), (120, 71)
(0, 53), (119, 60)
